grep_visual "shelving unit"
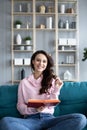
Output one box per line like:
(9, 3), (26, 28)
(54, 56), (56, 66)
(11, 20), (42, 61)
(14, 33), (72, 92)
(11, 0), (79, 84)
(58, 0), (79, 81)
(11, 0), (35, 84)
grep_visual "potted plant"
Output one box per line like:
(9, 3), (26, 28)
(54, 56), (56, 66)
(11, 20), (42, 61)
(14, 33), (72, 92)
(14, 20), (22, 29)
(24, 36), (32, 45)
(82, 48), (87, 61)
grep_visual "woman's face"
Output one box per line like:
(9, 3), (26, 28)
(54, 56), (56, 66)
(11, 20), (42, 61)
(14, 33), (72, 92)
(32, 53), (48, 73)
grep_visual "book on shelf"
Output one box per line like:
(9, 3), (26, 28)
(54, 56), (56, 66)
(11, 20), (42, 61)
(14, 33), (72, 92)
(27, 99), (60, 108)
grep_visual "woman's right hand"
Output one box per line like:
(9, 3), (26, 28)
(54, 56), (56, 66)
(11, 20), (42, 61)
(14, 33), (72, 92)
(55, 77), (63, 88)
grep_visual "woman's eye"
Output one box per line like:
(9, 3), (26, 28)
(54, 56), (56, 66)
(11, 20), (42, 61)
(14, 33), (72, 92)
(36, 59), (40, 62)
(43, 60), (47, 63)
(36, 59), (47, 63)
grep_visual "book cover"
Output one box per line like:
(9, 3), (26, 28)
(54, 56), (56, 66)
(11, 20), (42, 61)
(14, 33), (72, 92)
(27, 99), (60, 108)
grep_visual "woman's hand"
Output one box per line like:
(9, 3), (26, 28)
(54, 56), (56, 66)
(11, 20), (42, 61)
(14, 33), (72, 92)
(37, 106), (45, 112)
(55, 77), (63, 88)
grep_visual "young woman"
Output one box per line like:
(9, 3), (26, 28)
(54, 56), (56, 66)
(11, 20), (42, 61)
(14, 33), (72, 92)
(0, 50), (86, 130)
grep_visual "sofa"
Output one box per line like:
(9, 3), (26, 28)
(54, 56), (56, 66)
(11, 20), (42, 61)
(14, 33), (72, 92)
(0, 82), (87, 130)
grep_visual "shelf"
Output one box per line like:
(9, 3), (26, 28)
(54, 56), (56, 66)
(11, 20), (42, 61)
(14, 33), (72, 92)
(58, 0), (77, 3)
(13, 80), (20, 83)
(14, 65), (30, 67)
(13, 12), (33, 15)
(36, 28), (55, 31)
(63, 79), (77, 82)
(35, 12), (55, 16)
(58, 64), (76, 67)
(13, 44), (32, 46)
(58, 50), (77, 52)
(58, 45), (76, 46)
(14, 28), (33, 30)
(13, 0), (32, 1)
(58, 13), (77, 16)
(58, 29), (77, 31)
(35, 0), (54, 2)
(13, 49), (32, 51)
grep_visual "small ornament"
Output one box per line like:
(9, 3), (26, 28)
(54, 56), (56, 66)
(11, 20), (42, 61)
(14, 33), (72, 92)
(39, 5), (46, 13)
(65, 20), (69, 29)
(64, 70), (72, 80)
(39, 24), (45, 29)
(19, 4), (22, 12)
(48, 6), (54, 13)
(60, 4), (65, 13)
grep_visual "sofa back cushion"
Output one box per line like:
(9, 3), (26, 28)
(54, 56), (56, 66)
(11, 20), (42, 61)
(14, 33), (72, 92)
(0, 85), (21, 119)
(0, 82), (87, 119)
(54, 82), (87, 117)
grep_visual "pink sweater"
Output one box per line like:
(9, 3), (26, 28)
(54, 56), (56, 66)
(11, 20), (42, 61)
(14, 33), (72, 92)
(17, 74), (62, 116)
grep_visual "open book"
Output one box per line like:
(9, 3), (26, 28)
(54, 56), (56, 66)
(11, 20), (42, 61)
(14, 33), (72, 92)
(27, 99), (60, 108)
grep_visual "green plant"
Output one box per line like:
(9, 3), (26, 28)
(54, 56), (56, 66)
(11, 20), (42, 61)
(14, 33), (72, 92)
(14, 20), (22, 25)
(82, 48), (87, 61)
(24, 36), (32, 41)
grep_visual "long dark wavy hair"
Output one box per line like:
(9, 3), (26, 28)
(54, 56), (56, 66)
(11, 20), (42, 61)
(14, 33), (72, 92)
(30, 50), (57, 94)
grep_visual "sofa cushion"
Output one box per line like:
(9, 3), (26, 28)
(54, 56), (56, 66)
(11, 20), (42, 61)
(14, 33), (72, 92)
(0, 85), (21, 119)
(54, 82), (87, 116)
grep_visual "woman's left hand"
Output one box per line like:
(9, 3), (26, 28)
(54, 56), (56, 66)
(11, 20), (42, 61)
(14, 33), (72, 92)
(37, 106), (45, 112)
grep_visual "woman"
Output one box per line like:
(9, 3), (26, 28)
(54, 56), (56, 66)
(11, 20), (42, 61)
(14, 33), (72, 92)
(0, 50), (86, 130)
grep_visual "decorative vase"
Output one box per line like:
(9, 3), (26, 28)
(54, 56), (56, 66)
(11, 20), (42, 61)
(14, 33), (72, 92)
(46, 17), (52, 29)
(27, 3), (31, 12)
(25, 46), (32, 50)
(60, 4), (65, 13)
(25, 40), (31, 45)
(16, 34), (22, 45)
(16, 24), (21, 29)
(58, 19), (64, 28)
(39, 5), (46, 13)
(20, 46), (24, 50)
(64, 70), (72, 80)
(19, 4), (22, 12)
(21, 68), (25, 80)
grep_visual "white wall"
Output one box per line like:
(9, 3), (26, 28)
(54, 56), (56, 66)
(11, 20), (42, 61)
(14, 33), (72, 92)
(0, 0), (11, 85)
(79, 0), (87, 81)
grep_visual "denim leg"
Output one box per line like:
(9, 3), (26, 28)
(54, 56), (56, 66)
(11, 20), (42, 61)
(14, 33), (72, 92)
(0, 116), (42, 130)
(44, 113), (87, 130)
(0, 113), (86, 130)
(0, 117), (30, 130)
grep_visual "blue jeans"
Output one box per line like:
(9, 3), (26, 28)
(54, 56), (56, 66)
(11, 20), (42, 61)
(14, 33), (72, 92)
(0, 113), (86, 130)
